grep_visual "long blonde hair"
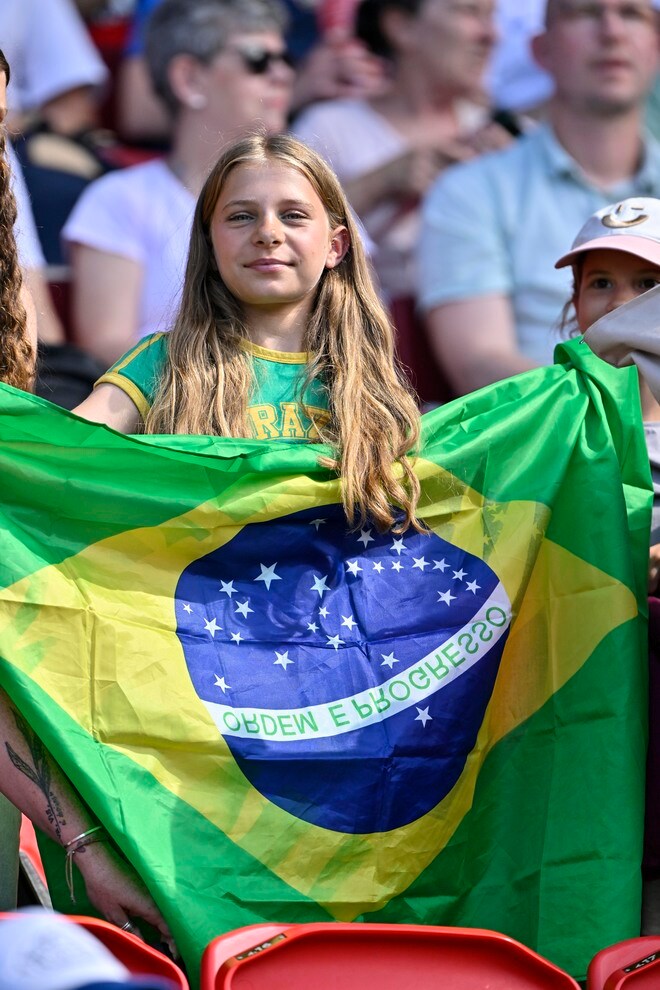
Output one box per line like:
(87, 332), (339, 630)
(0, 49), (33, 392)
(146, 133), (422, 532)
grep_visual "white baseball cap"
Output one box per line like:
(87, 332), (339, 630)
(555, 197), (660, 270)
(0, 909), (174, 990)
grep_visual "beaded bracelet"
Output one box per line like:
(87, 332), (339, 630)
(64, 825), (108, 902)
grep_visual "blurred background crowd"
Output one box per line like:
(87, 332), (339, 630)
(4, 0), (660, 411)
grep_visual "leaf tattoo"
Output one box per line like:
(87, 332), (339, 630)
(5, 709), (67, 839)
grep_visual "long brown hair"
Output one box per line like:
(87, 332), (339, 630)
(146, 133), (422, 533)
(0, 48), (33, 391)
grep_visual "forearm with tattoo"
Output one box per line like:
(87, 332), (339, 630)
(5, 709), (68, 840)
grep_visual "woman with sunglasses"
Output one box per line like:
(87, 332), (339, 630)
(292, 0), (505, 407)
(62, 0), (295, 370)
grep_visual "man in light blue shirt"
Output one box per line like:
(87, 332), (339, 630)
(418, 0), (660, 395)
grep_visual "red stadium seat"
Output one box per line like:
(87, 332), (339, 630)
(587, 936), (660, 989)
(18, 816), (50, 906)
(66, 916), (188, 989)
(201, 922), (580, 990)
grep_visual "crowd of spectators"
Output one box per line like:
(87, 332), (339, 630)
(6, 0), (660, 413)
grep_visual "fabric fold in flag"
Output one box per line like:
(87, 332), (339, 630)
(0, 338), (651, 984)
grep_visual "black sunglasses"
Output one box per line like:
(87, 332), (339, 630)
(227, 45), (295, 75)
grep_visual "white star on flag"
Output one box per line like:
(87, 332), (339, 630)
(346, 560), (362, 576)
(311, 574), (330, 597)
(214, 675), (231, 693)
(381, 652), (398, 668)
(327, 634), (344, 650)
(453, 568), (467, 581)
(373, 561), (384, 573)
(390, 538), (406, 555)
(415, 706), (432, 727)
(307, 621), (319, 633)
(230, 631), (243, 644)
(391, 560), (403, 572)
(309, 518), (326, 530)
(412, 557), (429, 570)
(204, 617), (221, 636)
(357, 528), (374, 547)
(182, 603), (192, 614)
(319, 606), (329, 618)
(341, 615), (356, 630)
(466, 580), (481, 594)
(433, 559), (449, 571)
(219, 581), (235, 597)
(274, 651), (294, 669)
(255, 563), (281, 590)
(235, 600), (254, 617)
(437, 590), (456, 606)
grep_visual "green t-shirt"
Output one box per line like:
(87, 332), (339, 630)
(96, 333), (330, 441)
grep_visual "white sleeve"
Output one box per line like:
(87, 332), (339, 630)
(61, 169), (149, 265)
(8, 142), (46, 270)
(9, 0), (108, 113)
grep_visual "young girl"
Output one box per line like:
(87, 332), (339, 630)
(0, 133), (423, 942)
(554, 196), (660, 592)
(74, 132), (423, 533)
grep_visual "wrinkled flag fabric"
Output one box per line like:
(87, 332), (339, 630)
(0, 339), (651, 984)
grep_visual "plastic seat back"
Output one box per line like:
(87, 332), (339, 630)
(0, 911), (188, 989)
(587, 936), (660, 990)
(201, 922), (581, 990)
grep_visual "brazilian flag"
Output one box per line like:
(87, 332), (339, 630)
(0, 339), (651, 984)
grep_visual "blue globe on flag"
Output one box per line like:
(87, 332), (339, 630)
(176, 504), (511, 833)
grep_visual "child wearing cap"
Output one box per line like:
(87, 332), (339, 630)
(555, 196), (660, 592)
(557, 197), (660, 933)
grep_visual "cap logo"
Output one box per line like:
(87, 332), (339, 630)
(601, 203), (649, 229)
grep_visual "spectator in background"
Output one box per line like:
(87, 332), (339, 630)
(2, 0), (108, 137)
(9, 141), (67, 350)
(418, 0), (660, 396)
(114, 0), (385, 146)
(8, 141), (104, 410)
(488, 0), (660, 122)
(486, 0), (552, 118)
(292, 0), (503, 405)
(62, 0), (294, 368)
(3, 0), (111, 264)
(2, 26), (107, 408)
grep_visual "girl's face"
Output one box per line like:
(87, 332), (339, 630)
(575, 247), (660, 332)
(210, 161), (348, 331)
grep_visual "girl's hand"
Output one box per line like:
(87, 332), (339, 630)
(74, 839), (176, 955)
(649, 543), (660, 595)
